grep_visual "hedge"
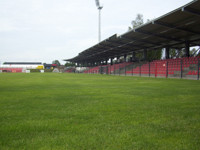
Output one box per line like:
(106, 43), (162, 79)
(29, 69), (53, 73)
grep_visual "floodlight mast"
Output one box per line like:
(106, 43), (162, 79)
(95, 0), (103, 43)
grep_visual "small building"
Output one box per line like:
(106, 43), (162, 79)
(43, 63), (57, 69)
(0, 62), (43, 73)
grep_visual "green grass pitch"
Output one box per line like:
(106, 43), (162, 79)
(0, 73), (200, 150)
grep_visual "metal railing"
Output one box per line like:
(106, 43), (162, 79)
(83, 58), (200, 80)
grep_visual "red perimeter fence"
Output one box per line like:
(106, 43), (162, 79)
(82, 57), (200, 80)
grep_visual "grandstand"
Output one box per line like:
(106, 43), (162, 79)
(83, 56), (200, 79)
(64, 0), (200, 80)
(0, 62), (43, 73)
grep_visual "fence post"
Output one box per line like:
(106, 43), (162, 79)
(149, 62), (150, 77)
(119, 64), (120, 76)
(198, 59), (199, 80)
(132, 63), (133, 76)
(155, 62), (157, 78)
(114, 65), (115, 75)
(181, 60), (183, 79)
(125, 64), (126, 76)
(110, 65), (111, 75)
(166, 61), (168, 78)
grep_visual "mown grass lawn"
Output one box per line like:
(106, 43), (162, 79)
(0, 73), (200, 150)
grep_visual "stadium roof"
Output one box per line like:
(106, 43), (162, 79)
(3, 62), (42, 65)
(65, 0), (200, 63)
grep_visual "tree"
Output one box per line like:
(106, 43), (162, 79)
(147, 49), (162, 61)
(131, 14), (144, 29)
(52, 60), (61, 66)
(169, 48), (178, 58)
(128, 14), (162, 61)
(128, 15), (152, 31)
(196, 47), (200, 56)
(190, 47), (200, 56)
(65, 62), (76, 67)
(168, 47), (200, 58)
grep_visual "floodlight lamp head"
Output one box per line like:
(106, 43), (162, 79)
(98, 6), (103, 10)
(95, 0), (103, 10)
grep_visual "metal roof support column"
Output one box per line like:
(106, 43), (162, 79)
(143, 49), (147, 61)
(132, 51), (135, 62)
(165, 47), (170, 59)
(117, 56), (120, 64)
(110, 58), (113, 65)
(177, 48), (181, 58)
(105, 59), (108, 65)
(124, 54), (127, 62)
(185, 41), (190, 57)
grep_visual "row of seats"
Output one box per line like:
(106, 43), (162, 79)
(85, 62), (132, 74)
(83, 56), (200, 76)
(187, 70), (199, 75)
(84, 66), (99, 73)
(109, 62), (132, 73)
(126, 56), (200, 76)
(65, 68), (75, 73)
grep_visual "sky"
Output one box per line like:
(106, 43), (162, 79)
(0, 0), (192, 64)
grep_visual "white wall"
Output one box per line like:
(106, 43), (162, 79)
(0, 64), (42, 69)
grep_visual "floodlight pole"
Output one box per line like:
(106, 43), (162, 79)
(98, 7), (103, 43)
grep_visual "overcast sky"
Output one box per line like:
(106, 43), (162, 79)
(0, 0), (192, 64)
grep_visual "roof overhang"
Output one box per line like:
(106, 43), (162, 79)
(65, 0), (200, 63)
